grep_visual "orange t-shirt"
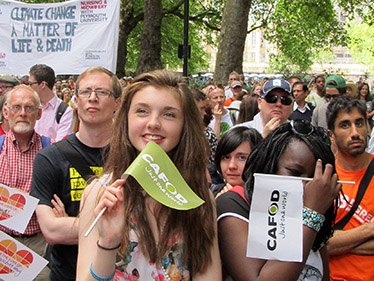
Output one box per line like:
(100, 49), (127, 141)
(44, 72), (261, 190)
(224, 97), (236, 107)
(329, 155), (374, 281)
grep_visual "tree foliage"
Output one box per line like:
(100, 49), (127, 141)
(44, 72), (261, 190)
(346, 20), (374, 73)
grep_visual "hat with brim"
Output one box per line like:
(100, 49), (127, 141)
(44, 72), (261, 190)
(227, 100), (241, 111)
(0, 75), (19, 86)
(260, 79), (292, 97)
(346, 82), (357, 97)
(231, 81), (242, 89)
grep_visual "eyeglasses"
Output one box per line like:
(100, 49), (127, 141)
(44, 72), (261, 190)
(263, 94), (293, 106)
(289, 119), (331, 145)
(0, 85), (13, 91)
(8, 105), (38, 113)
(27, 81), (39, 86)
(76, 89), (114, 99)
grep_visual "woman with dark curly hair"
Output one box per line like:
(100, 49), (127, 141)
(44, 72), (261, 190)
(216, 120), (341, 281)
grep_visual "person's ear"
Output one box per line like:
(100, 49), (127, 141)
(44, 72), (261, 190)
(3, 104), (8, 120)
(36, 108), (42, 120)
(328, 129), (336, 145)
(257, 97), (262, 110)
(114, 97), (122, 113)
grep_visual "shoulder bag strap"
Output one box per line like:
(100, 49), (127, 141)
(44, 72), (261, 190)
(55, 138), (95, 181)
(335, 157), (374, 230)
(56, 101), (69, 124)
(0, 134), (5, 154)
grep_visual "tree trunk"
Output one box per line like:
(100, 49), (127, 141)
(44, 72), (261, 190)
(214, 0), (251, 85)
(116, 20), (129, 78)
(136, 0), (163, 75)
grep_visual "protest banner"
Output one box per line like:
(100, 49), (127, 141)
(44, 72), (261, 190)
(246, 173), (303, 262)
(0, 0), (120, 75)
(123, 141), (205, 210)
(0, 231), (48, 280)
(0, 184), (38, 234)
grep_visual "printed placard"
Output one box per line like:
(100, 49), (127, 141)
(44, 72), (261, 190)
(0, 184), (39, 234)
(122, 141), (205, 210)
(0, 0), (120, 74)
(0, 231), (48, 280)
(246, 173), (303, 262)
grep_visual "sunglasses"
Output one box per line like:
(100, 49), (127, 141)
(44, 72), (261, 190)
(289, 119), (331, 145)
(325, 94), (339, 100)
(207, 85), (224, 94)
(263, 94), (293, 106)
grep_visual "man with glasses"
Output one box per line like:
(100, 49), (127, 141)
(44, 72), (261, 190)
(0, 75), (19, 135)
(326, 96), (374, 281)
(30, 67), (122, 281)
(0, 85), (51, 280)
(0, 75), (19, 97)
(29, 64), (73, 141)
(312, 75), (346, 129)
(235, 79), (293, 138)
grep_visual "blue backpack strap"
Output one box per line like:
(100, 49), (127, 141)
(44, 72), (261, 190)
(41, 136), (51, 148)
(0, 134), (5, 154)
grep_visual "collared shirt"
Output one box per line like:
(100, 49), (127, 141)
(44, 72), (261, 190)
(293, 102), (311, 113)
(34, 95), (73, 141)
(0, 131), (43, 236)
(233, 112), (264, 134)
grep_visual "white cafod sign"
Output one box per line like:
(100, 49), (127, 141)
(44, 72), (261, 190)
(247, 173), (303, 262)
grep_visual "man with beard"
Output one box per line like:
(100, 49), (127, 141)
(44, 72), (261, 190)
(0, 85), (50, 280)
(327, 96), (374, 281)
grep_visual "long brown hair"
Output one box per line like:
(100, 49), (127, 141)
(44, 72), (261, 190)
(104, 70), (215, 275)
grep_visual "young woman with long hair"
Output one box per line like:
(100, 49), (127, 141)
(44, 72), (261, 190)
(77, 70), (221, 281)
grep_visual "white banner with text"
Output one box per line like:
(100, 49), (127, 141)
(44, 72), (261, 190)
(0, 0), (120, 75)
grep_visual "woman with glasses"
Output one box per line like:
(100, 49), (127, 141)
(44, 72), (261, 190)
(216, 120), (341, 281)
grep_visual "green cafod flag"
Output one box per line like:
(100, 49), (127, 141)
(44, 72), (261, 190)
(122, 141), (204, 210)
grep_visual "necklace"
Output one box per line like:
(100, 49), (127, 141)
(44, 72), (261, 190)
(161, 265), (171, 281)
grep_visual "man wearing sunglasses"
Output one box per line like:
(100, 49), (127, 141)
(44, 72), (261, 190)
(234, 78), (293, 138)
(312, 75), (346, 129)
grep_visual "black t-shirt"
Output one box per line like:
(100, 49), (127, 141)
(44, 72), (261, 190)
(30, 134), (107, 281)
(216, 187), (249, 223)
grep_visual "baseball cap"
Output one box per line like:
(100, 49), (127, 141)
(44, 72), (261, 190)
(260, 79), (292, 98)
(231, 81), (242, 89)
(325, 75), (346, 89)
(0, 75), (19, 86)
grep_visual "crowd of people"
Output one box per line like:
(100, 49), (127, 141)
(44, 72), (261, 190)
(0, 66), (373, 281)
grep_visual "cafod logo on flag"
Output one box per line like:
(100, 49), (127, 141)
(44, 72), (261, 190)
(246, 173), (303, 262)
(122, 141), (204, 210)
